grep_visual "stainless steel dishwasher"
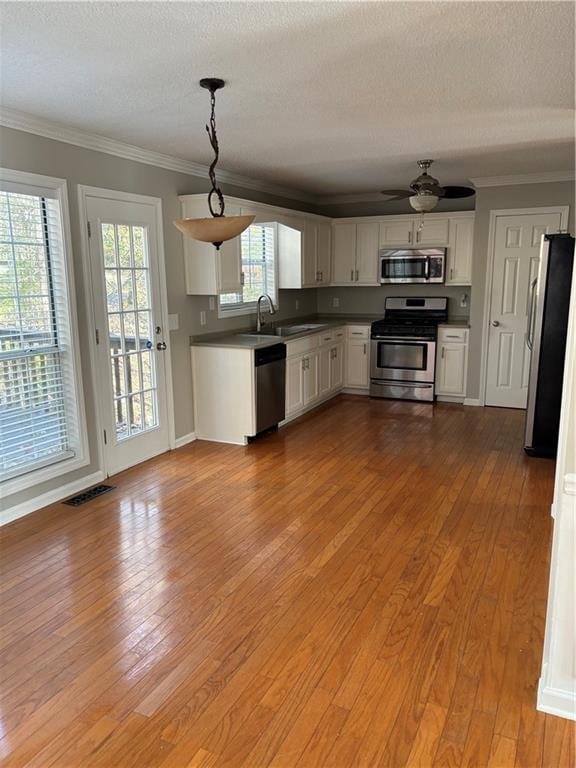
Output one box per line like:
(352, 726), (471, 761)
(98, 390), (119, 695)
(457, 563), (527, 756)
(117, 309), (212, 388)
(254, 343), (286, 435)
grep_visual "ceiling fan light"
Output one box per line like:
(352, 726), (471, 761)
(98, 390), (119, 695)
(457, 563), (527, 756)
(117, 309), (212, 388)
(409, 193), (439, 213)
(174, 214), (255, 248)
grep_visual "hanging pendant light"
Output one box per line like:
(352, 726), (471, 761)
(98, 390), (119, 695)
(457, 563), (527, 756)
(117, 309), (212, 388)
(174, 78), (254, 249)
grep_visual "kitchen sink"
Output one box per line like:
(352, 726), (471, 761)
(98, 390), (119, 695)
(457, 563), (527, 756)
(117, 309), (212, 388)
(238, 323), (329, 338)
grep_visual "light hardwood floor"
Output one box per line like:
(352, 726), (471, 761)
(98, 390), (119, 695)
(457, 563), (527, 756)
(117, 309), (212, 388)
(1, 396), (574, 767)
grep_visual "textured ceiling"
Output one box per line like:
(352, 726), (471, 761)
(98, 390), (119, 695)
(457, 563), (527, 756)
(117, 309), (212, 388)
(1, 1), (574, 196)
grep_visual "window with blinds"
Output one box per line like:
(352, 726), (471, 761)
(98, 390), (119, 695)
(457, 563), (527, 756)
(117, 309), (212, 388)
(220, 223), (278, 313)
(0, 185), (79, 483)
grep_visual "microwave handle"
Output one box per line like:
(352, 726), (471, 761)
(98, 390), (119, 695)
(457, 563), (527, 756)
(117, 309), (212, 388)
(424, 257), (430, 280)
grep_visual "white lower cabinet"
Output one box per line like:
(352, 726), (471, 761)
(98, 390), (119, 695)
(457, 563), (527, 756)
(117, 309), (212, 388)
(344, 325), (370, 389)
(303, 351), (320, 406)
(330, 344), (344, 391)
(284, 327), (352, 421)
(345, 340), (369, 388)
(435, 326), (469, 399)
(319, 346), (332, 398)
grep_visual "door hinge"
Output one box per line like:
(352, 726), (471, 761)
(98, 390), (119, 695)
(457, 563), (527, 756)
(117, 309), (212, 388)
(95, 328), (100, 345)
(87, 221), (92, 238)
(103, 429), (107, 445)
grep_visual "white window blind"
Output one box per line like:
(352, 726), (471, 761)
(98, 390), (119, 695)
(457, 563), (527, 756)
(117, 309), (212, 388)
(220, 223), (277, 313)
(0, 187), (78, 482)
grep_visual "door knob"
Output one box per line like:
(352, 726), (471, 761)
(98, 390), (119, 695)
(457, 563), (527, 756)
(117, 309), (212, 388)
(491, 321), (500, 327)
(156, 341), (167, 350)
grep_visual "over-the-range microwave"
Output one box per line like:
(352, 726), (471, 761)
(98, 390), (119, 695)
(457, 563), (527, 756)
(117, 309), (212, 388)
(379, 248), (446, 284)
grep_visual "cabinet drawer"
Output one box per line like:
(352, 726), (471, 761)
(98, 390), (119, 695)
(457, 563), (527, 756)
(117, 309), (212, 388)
(319, 330), (335, 345)
(438, 326), (468, 343)
(333, 327), (346, 341)
(347, 325), (370, 340)
(286, 334), (319, 358)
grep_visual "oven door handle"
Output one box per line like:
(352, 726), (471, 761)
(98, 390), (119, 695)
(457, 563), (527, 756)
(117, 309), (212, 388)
(371, 336), (434, 343)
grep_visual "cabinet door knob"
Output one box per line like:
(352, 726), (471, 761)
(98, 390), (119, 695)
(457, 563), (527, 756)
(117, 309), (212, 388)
(350, 269), (354, 281)
(156, 341), (167, 351)
(491, 320), (500, 327)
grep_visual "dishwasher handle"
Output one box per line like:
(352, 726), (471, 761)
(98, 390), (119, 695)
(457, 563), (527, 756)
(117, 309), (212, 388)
(255, 343), (286, 366)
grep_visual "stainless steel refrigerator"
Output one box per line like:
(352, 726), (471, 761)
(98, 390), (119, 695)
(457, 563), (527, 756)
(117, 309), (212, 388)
(524, 233), (575, 457)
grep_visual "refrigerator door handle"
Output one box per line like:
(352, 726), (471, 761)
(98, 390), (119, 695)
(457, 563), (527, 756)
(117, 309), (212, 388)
(526, 278), (538, 351)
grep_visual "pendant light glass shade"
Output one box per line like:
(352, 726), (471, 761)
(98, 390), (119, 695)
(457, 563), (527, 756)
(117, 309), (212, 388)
(409, 193), (439, 213)
(174, 214), (255, 247)
(174, 78), (254, 249)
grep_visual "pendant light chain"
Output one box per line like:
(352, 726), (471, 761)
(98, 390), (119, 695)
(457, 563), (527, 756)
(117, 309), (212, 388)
(206, 88), (225, 219)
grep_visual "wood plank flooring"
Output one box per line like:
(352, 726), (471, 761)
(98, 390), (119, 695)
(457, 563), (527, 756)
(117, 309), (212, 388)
(1, 396), (574, 767)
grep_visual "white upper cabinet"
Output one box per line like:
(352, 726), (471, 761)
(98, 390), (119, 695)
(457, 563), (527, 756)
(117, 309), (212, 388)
(414, 218), (450, 246)
(181, 198), (242, 296)
(355, 222), (379, 283)
(303, 220), (318, 287)
(446, 216), (474, 285)
(316, 221), (332, 285)
(277, 215), (333, 290)
(332, 223), (357, 283)
(379, 219), (415, 247)
(332, 222), (379, 285)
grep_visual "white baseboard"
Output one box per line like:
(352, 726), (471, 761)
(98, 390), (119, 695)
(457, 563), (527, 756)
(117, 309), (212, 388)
(173, 432), (197, 449)
(436, 395), (465, 403)
(537, 679), (576, 721)
(341, 387), (370, 396)
(463, 398), (483, 407)
(1, 470), (106, 527)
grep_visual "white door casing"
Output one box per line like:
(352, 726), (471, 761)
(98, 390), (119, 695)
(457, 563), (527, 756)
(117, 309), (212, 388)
(81, 189), (172, 475)
(485, 210), (566, 408)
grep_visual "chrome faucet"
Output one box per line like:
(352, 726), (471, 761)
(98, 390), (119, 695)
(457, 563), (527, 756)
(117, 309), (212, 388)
(256, 294), (276, 332)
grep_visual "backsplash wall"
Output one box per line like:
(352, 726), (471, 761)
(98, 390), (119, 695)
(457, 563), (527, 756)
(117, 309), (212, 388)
(316, 284), (471, 319)
(189, 288), (318, 335)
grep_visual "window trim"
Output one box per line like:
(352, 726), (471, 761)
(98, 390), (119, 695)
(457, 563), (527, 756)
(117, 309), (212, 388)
(218, 222), (279, 318)
(0, 168), (89, 498)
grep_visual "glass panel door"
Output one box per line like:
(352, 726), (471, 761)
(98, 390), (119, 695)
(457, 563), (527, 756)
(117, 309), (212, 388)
(86, 193), (170, 476)
(101, 222), (158, 440)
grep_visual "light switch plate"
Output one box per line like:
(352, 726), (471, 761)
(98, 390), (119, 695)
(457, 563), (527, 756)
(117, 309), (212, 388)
(209, 296), (216, 310)
(295, 299), (300, 310)
(200, 311), (207, 326)
(332, 297), (340, 308)
(168, 313), (179, 331)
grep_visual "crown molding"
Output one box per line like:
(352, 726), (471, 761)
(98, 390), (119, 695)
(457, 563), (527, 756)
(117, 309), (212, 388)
(0, 107), (317, 205)
(471, 170), (575, 188)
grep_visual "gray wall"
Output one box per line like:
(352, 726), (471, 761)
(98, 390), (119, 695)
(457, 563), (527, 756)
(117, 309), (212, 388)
(466, 181), (575, 399)
(2, 123), (573, 510)
(0, 126), (318, 509)
(317, 284), (470, 320)
(320, 196), (474, 219)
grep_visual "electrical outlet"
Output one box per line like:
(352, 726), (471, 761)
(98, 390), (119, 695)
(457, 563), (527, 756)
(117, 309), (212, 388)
(200, 310), (207, 326)
(295, 299), (300, 310)
(209, 296), (215, 310)
(332, 297), (340, 308)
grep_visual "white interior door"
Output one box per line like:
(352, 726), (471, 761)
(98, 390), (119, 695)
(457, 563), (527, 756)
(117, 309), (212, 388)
(485, 211), (563, 408)
(86, 193), (171, 475)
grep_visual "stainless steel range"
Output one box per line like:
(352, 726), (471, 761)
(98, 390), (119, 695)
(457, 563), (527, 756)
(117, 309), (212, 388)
(370, 297), (448, 402)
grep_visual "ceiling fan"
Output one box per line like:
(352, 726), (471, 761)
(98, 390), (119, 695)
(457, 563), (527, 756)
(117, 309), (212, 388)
(381, 160), (476, 212)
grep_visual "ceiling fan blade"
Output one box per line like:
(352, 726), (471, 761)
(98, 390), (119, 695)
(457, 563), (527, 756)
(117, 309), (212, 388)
(380, 189), (412, 199)
(440, 185), (476, 199)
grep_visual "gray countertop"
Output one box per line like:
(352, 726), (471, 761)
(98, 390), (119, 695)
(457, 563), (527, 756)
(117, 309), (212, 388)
(190, 315), (376, 350)
(190, 313), (470, 350)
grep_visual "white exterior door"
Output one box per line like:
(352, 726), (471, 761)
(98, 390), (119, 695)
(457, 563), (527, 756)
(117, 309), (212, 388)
(86, 193), (171, 475)
(485, 211), (564, 408)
